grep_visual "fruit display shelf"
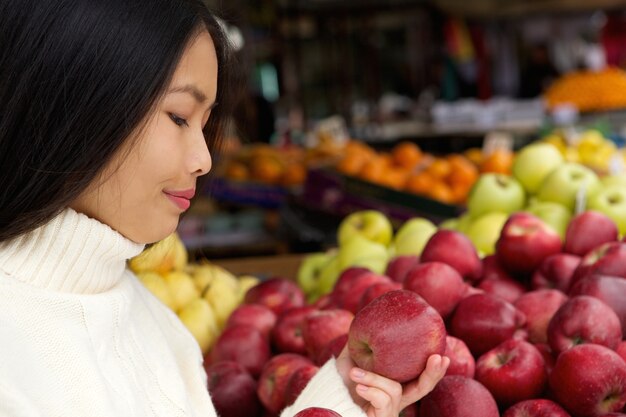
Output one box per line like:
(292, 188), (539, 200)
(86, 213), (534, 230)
(300, 167), (464, 224)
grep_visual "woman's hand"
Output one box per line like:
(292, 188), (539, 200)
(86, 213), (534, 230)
(335, 345), (449, 417)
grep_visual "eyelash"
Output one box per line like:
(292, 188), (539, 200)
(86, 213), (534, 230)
(168, 113), (189, 127)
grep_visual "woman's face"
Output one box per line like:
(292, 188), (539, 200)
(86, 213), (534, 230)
(71, 30), (218, 243)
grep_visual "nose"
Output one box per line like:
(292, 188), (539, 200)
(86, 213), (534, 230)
(190, 130), (212, 176)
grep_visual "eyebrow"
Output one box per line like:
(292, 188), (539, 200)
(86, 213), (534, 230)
(168, 84), (217, 109)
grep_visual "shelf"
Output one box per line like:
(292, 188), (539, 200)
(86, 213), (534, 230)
(433, 0), (626, 18)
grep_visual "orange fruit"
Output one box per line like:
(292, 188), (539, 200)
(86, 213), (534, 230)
(382, 168), (410, 190)
(464, 148), (484, 166)
(391, 141), (423, 169)
(428, 181), (455, 204)
(224, 161), (249, 181)
(280, 163), (307, 187)
(481, 149), (514, 175)
(358, 157), (386, 185)
(337, 153), (367, 176)
(426, 158), (452, 179)
(405, 172), (434, 195)
(251, 156), (283, 184)
(448, 154), (479, 187)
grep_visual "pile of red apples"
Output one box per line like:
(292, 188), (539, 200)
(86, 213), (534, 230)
(205, 209), (626, 417)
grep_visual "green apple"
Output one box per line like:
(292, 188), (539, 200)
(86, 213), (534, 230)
(338, 234), (389, 274)
(317, 252), (341, 295)
(536, 162), (601, 212)
(464, 211), (509, 255)
(467, 174), (526, 219)
(588, 184), (626, 235)
(455, 213), (474, 234)
(512, 143), (564, 194)
(438, 218), (459, 230)
(525, 200), (572, 239)
(392, 217), (437, 256)
(297, 252), (332, 295)
(601, 173), (626, 188)
(337, 210), (393, 246)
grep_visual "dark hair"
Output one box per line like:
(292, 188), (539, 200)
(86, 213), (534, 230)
(0, 0), (234, 241)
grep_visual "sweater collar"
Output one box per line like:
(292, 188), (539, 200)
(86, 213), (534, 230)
(0, 208), (145, 294)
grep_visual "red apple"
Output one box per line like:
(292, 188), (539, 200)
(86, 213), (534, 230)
(312, 294), (336, 310)
(419, 376), (499, 417)
(316, 334), (348, 366)
(599, 414), (626, 417)
(534, 343), (557, 375)
(514, 289), (569, 344)
(565, 210), (619, 257)
(531, 253), (581, 292)
(385, 255), (420, 284)
(284, 364), (319, 407)
(569, 274), (626, 335)
(329, 266), (371, 301)
(450, 293), (526, 356)
(547, 295), (622, 354)
(210, 325), (271, 377)
(271, 306), (317, 355)
(475, 339), (548, 407)
(332, 272), (392, 314)
(478, 275), (526, 304)
(403, 262), (468, 319)
(400, 403), (419, 417)
(348, 290), (446, 383)
(571, 242), (626, 287)
(205, 360), (261, 417)
(293, 408), (342, 417)
(245, 277), (306, 316)
(617, 341), (626, 363)
(357, 281), (402, 312)
(444, 336), (475, 378)
(549, 344), (626, 417)
(226, 304), (277, 340)
(496, 213), (563, 278)
(502, 399), (571, 417)
(481, 254), (516, 282)
(420, 230), (483, 281)
(257, 353), (314, 414)
(302, 309), (353, 363)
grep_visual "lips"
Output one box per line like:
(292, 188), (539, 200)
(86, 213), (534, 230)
(164, 188), (195, 211)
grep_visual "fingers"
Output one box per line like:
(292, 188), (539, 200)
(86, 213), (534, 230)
(350, 368), (402, 414)
(400, 354), (450, 409)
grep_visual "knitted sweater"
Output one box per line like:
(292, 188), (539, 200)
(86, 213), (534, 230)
(0, 208), (365, 417)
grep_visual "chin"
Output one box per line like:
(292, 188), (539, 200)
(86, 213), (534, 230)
(131, 214), (180, 244)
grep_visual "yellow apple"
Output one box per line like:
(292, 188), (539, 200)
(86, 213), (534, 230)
(136, 271), (175, 310)
(129, 232), (188, 274)
(177, 298), (219, 353)
(203, 277), (240, 328)
(337, 210), (393, 246)
(163, 270), (199, 312)
(392, 218), (437, 256)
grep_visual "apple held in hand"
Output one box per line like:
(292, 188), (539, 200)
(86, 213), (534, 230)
(403, 262), (468, 319)
(547, 295), (622, 354)
(549, 344), (626, 417)
(444, 336), (475, 378)
(348, 290), (446, 383)
(496, 212), (562, 278)
(502, 399), (571, 417)
(514, 289), (568, 344)
(244, 277), (306, 316)
(536, 162), (601, 212)
(257, 353), (314, 414)
(450, 293), (525, 356)
(337, 210), (393, 246)
(467, 173), (526, 219)
(421, 230), (483, 282)
(293, 408), (342, 417)
(205, 360), (261, 417)
(475, 339), (548, 407)
(392, 217), (437, 257)
(564, 210), (618, 257)
(512, 142), (564, 194)
(588, 184), (626, 235)
(419, 376), (499, 417)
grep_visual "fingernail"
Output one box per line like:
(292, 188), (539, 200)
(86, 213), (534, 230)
(352, 368), (366, 379)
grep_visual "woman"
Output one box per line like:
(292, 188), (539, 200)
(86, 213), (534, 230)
(0, 1), (448, 416)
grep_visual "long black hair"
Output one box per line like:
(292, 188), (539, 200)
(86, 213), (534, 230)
(0, 0), (234, 242)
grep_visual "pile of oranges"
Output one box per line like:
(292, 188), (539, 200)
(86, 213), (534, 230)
(336, 140), (514, 205)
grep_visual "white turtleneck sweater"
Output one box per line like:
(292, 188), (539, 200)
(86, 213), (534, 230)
(0, 208), (365, 417)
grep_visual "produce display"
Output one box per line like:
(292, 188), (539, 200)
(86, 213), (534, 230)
(128, 233), (259, 354)
(544, 67), (626, 112)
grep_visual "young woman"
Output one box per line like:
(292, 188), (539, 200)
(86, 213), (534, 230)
(0, 1), (449, 416)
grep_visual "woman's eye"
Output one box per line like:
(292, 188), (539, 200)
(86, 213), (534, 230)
(169, 113), (189, 127)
